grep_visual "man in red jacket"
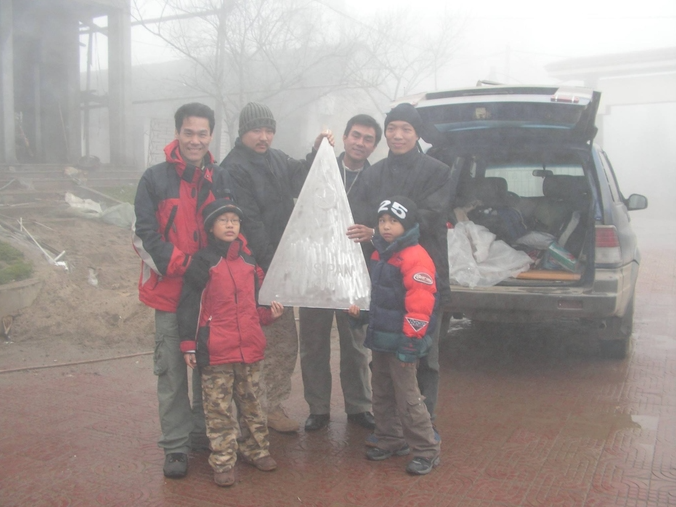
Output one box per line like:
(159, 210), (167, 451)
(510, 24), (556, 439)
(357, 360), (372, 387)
(133, 103), (234, 479)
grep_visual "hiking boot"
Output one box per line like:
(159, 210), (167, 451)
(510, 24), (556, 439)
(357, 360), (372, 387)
(366, 428), (438, 448)
(406, 456), (440, 475)
(267, 406), (300, 433)
(366, 445), (410, 461)
(304, 413), (330, 431)
(242, 454), (278, 472)
(347, 412), (375, 430)
(163, 452), (188, 478)
(214, 467), (235, 487)
(365, 433), (379, 448)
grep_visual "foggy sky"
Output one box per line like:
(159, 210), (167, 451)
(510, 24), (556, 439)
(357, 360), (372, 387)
(123, 0), (676, 215)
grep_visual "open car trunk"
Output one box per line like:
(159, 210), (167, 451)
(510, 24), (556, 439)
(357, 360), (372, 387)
(437, 144), (596, 288)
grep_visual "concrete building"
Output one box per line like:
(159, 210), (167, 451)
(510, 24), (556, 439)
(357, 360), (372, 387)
(0, 0), (133, 167)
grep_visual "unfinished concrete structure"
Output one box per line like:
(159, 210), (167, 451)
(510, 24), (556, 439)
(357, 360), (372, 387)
(0, 0), (133, 167)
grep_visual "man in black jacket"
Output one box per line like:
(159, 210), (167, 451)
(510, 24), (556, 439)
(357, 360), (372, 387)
(300, 114), (381, 432)
(347, 103), (454, 440)
(220, 102), (333, 433)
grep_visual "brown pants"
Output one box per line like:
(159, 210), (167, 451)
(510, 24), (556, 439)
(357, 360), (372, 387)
(371, 351), (440, 460)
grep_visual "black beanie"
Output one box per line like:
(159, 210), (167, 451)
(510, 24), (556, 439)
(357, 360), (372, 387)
(384, 103), (423, 136)
(203, 198), (244, 233)
(377, 195), (418, 231)
(238, 102), (276, 137)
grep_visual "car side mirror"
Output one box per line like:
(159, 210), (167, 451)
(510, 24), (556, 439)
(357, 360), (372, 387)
(626, 194), (648, 211)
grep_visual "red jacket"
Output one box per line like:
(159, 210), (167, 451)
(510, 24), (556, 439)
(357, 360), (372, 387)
(177, 235), (273, 366)
(363, 225), (438, 359)
(133, 140), (234, 312)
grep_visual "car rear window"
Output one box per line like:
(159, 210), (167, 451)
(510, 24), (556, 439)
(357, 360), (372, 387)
(485, 165), (584, 197)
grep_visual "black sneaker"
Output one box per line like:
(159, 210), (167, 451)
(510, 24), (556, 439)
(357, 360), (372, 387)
(163, 452), (188, 478)
(405, 456), (440, 475)
(347, 412), (376, 430)
(366, 445), (410, 461)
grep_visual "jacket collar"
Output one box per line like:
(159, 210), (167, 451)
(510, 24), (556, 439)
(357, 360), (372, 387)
(211, 235), (248, 260)
(337, 152), (371, 172)
(164, 139), (215, 182)
(234, 137), (271, 164)
(386, 147), (419, 170)
(373, 224), (420, 260)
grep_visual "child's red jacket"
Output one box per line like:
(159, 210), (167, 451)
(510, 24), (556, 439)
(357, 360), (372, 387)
(177, 234), (273, 366)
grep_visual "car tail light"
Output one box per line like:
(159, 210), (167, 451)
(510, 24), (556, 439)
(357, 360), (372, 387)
(595, 225), (621, 264)
(551, 86), (593, 104)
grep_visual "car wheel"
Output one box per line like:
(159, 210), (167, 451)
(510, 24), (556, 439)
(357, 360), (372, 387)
(598, 297), (634, 360)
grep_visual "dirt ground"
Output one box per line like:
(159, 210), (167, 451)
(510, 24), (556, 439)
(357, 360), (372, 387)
(0, 202), (155, 371)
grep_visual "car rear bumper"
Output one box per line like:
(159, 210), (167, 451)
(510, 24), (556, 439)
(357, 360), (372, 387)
(446, 265), (635, 322)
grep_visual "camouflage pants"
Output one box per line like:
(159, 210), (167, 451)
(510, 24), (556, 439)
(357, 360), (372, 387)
(201, 361), (270, 472)
(261, 308), (298, 411)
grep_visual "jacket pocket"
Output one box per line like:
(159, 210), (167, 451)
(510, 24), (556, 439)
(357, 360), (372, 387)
(163, 205), (178, 241)
(153, 338), (168, 376)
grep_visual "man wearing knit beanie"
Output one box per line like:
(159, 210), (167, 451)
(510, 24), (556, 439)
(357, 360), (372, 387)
(238, 102), (276, 139)
(346, 102), (456, 445)
(220, 103), (333, 434)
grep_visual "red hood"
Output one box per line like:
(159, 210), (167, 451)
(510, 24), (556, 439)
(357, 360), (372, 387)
(164, 139), (215, 178)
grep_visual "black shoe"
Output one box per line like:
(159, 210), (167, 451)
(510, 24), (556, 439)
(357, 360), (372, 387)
(304, 413), (330, 431)
(366, 445), (410, 461)
(406, 456), (440, 475)
(163, 452), (188, 478)
(347, 411), (375, 430)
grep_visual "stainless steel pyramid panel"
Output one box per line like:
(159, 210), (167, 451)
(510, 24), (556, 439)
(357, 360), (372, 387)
(258, 139), (371, 309)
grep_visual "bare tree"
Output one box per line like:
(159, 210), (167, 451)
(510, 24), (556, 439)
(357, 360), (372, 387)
(132, 0), (356, 156)
(346, 8), (462, 109)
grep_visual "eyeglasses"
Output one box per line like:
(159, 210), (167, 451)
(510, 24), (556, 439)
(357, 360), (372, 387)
(215, 217), (241, 225)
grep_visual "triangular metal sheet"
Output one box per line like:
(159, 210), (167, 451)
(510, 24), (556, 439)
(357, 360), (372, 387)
(258, 138), (371, 309)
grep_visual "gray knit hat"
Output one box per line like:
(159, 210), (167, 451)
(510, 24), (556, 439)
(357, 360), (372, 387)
(238, 102), (276, 137)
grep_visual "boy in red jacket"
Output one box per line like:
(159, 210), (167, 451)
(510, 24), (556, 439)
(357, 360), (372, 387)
(349, 196), (440, 475)
(178, 199), (283, 487)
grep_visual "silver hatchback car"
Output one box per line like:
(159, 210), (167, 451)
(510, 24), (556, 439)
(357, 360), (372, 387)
(409, 85), (648, 358)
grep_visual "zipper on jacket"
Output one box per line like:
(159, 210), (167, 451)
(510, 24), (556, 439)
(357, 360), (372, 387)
(163, 205), (178, 240)
(225, 260), (246, 362)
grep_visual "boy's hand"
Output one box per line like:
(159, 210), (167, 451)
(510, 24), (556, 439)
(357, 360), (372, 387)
(313, 130), (335, 150)
(270, 301), (284, 319)
(184, 353), (196, 369)
(346, 304), (361, 318)
(346, 224), (374, 243)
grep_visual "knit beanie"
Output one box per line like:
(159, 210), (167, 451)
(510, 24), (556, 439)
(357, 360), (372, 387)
(238, 102), (276, 137)
(377, 195), (418, 231)
(203, 198), (244, 233)
(384, 103), (423, 136)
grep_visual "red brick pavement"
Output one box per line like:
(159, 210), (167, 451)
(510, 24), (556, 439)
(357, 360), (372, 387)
(1, 217), (675, 506)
